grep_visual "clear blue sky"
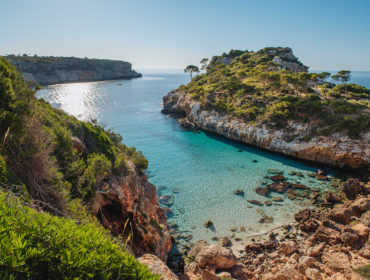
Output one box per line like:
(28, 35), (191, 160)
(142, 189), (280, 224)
(1, 0), (370, 70)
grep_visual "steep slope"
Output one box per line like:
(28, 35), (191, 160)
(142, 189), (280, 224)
(4, 55), (142, 85)
(0, 56), (171, 279)
(163, 47), (370, 172)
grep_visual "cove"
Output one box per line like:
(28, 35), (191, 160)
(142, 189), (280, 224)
(37, 69), (340, 249)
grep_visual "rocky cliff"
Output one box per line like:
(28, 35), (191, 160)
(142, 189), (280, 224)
(5, 55), (141, 85)
(90, 166), (172, 261)
(162, 90), (370, 172)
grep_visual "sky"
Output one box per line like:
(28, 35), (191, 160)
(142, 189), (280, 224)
(1, 0), (370, 70)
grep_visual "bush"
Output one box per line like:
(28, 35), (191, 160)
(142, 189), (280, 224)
(0, 190), (158, 280)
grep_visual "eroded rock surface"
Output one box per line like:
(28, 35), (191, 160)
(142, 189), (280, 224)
(90, 165), (171, 261)
(162, 90), (369, 172)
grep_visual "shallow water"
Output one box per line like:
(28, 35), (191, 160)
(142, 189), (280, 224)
(37, 69), (365, 247)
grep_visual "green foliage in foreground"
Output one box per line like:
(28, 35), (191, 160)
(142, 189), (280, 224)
(0, 190), (158, 280)
(180, 47), (369, 138)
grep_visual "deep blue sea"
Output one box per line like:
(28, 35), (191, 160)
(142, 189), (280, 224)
(37, 70), (370, 247)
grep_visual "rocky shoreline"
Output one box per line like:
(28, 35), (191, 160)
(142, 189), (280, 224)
(141, 178), (369, 280)
(162, 90), (370, 173)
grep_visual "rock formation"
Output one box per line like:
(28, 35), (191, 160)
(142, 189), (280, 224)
(6, 56), (142, 85)
(90, 162), (172, 262)
(181, 178), (370, 280)
(162, 90), (370, 172)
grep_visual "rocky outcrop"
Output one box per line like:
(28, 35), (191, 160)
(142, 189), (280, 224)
(6, 56), (141, 85)
(138, 254), (179, 280)
(162, 90), (370, 172)
(90, 163), (171, 262)
(181, 179), (369, 280)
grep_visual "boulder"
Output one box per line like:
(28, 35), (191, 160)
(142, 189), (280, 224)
(247, 199), (263, 206)
(328, 207), (351, 225)
(351, 222), (370, 239)
(268, 182), (290, 193)
(349, 197), (370, 217)
(294, 209), (321, 232)
(340, 228), (360, 245)
(297, 256), (319, 273)
(321, 251), (350, 272)
(255, 187), (269, 196)
(233, 189), (244, 196)
(314, 226), (340, 245)
(305, 268), (322, 280)
(280, 240), (298, 255)
(342, 178), (362, 199)
(272, 268), (305, 280)
(359, 211), (370, 226)
(204, 220), (213, 228)
(270, 174), (285, 181)
(138, 254), (179, 280)
(159, 195), (175, 206)
(219, 237), (232, 247)
(325, 192), (342, 204)
(306, 242), (325, 257)
(290, 184), (309, 190)
(245, 243), (263, 253)
(189, 240), (237, 269)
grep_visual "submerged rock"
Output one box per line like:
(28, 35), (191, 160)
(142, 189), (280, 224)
(159, 195), (175, 206)
(268, 181), (290, 193)
(248, 199), (263, 206)
(255, 187), (269, 196)
(219, 236), (232, 247)
(270, 174), (285, 181)
(267, 169), (284, 174)
(234, 189), (244, 196)
(271, 196), (284, 202)
(204, 219), (213, 228)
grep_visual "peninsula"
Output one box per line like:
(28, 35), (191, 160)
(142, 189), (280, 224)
(4, 55), (142, 85)
(163, 47), (370, 172)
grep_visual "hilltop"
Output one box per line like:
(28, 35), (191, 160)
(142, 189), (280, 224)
(4, 55), (142, 85)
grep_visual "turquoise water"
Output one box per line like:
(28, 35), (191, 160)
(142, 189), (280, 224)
(37, 69), (367, 248)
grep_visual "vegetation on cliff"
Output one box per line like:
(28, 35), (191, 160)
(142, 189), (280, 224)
(179, 47), (369, 139)
(0, 58), (155, 278)
(0, 191), (158, 280)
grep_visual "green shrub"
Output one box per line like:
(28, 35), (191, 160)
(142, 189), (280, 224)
(0, 190), (158, 280)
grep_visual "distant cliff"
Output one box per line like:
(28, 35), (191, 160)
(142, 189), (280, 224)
(4, 55), (142, 85)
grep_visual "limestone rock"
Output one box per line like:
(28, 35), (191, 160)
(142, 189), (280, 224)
(342, 178), (362, 199)
(325, 192), (342, 204)
(189, 240), (237, 269)
(280, 240), (298, 255)
(272, 268), (305, 280)
(305, 268), (322, 280)
(328, 207), (351, 225)
(138, 254), (179, 280)
(91, 173), (171, 261)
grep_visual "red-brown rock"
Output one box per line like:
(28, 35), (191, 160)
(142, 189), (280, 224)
(342, 178), (363, 199)
(268, 181), (290, 193)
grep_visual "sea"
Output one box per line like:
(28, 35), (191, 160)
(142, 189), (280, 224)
(37, 69), (370, 248)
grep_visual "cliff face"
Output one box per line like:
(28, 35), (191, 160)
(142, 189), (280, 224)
(6, 56), (142, 85)
(163, 90), (370, 172)
(89, 162), (172, 262)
